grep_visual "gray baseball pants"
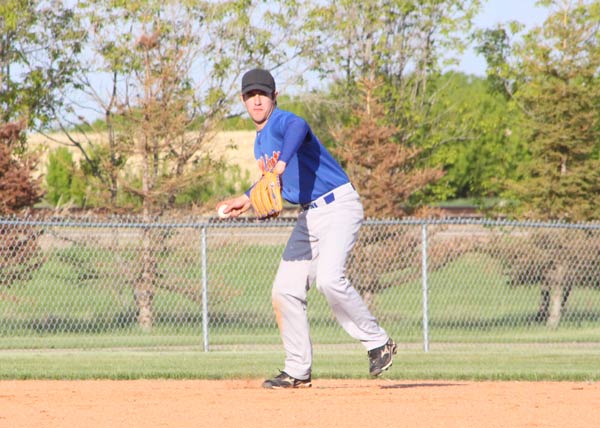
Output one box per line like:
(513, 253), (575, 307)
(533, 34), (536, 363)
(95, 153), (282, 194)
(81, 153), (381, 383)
(271, 184), (389, 380)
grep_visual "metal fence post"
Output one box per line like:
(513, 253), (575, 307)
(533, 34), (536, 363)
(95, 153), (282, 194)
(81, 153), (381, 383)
(201, 226), (209, 352)
(421, 222), (430, 352)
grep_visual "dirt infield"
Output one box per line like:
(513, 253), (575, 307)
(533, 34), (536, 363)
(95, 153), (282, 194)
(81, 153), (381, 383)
(1, 379), (598, 428)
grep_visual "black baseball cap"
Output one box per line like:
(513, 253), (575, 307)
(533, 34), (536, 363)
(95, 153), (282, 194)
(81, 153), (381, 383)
(241, 68), (276, 95)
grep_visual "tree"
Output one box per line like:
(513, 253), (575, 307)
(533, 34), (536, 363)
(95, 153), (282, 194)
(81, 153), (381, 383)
(47, 0), (317, 213)
(479, 0), (600, 220)
(330, 78), (475, 308)
(1, 0), (83, 211)
(426, 72), (528, 202)
(478, 0), (600, 327)
(509, 0), (600, 221)
(0, 120), (44, 291)
(0, 0), (84, 128)
(303, 0), (483, 208)
(47, 0), (313, 328)
(0, 120), (41, 213)
(0, 1), (76, 291)
(332, 77), (443, 218)
(296, 0), (484, 307)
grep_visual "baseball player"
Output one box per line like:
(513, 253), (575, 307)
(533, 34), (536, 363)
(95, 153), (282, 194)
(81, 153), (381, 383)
(216, 68), (396, 389)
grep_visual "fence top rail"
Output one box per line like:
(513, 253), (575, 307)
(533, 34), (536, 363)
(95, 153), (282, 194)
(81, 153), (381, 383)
(0, 217), (296, 229)
(2, 216), (600, 230)
(365, 218), (600, 230)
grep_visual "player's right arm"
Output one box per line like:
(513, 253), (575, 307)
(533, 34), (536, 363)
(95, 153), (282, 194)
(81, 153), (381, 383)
(279, 116), (308, 165)
(216, 194), (251, 218)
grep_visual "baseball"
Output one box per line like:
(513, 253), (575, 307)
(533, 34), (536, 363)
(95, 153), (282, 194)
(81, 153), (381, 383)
(217, 204), (230, 219)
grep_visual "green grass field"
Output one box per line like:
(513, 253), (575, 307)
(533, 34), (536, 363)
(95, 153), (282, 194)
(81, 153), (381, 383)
(1, 345), (599, 381)
(2, 237), (600, 381)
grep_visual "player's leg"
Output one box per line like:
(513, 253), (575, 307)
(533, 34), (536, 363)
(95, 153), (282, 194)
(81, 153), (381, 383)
(311, 192), (396, 375)
(263, 213), (315, 388)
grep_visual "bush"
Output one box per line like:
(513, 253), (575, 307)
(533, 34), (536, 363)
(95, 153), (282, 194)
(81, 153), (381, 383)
(45, 147), (86, 207)
(174, 165), (251, 207)
(0, 120), (41, 213)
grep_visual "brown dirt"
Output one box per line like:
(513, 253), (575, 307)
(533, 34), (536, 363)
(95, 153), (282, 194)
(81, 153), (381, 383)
(1, 379), (598, 428)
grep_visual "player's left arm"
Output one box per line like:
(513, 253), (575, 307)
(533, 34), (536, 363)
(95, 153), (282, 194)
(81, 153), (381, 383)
(274, 116), (308, 176)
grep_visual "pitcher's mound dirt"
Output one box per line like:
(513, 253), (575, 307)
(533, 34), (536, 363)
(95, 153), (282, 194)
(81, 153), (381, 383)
(1, 379), (598, 428)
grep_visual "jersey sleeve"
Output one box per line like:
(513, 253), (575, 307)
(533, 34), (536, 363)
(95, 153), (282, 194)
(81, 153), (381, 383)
(279, 116), (309, 164)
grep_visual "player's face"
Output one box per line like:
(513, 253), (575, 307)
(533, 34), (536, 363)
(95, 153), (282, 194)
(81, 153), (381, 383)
(242, 90), (277, 129)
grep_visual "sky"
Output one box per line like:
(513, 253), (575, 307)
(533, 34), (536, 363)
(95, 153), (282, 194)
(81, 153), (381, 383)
(456, 0), (549, 75)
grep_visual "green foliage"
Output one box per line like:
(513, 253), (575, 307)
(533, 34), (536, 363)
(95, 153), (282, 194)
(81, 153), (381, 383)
(44, 147), (87, 207)
(277, 93), (341, 149)
(305, 1), (487, 210)
(0, 0), (83, 210)
(43, 133), (253, 211)
(0, 0), (85, 128)
(426, 72), (528, 202)
(500, 0), (600, 220)
(45, 147), (74, 205)
(306, 0), (482, 88)
(474, 23), (524, 97)
(174, 165), (251, 207)
(8, 0), (600, 218)
(217, 115), (255, 132)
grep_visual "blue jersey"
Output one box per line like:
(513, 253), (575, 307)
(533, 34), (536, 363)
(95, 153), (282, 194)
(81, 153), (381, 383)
(252, 108), (349, 205)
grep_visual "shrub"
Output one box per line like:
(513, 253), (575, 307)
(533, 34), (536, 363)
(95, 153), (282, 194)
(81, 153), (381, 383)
(45, 147), (86, 207)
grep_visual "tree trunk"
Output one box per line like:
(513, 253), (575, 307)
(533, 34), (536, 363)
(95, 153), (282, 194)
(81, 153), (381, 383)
(535, 285), (550, 323)
(135, 227), (156, 331)
(135, 136), (156, 330)
(546, 263), (567, 329)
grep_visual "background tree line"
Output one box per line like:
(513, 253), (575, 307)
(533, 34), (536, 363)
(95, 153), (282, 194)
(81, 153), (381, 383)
(1, 0), (598, 222)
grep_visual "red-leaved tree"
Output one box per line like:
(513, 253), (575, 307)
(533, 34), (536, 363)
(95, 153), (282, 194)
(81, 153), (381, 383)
(0, 120), (45, 290)
(0, 119), (41, 213)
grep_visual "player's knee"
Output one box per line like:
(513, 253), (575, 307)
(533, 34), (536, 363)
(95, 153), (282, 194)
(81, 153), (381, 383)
(271, 286), (285, 305)
(315, 273), (346, 295)
(271, 284), (306, 306)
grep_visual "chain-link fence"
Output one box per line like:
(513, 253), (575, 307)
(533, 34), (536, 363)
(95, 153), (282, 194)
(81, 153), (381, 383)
(1, 216), (599, 352)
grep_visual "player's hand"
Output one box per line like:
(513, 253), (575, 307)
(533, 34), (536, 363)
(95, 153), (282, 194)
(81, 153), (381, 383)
(216, 195), (251, 218)
(272, 160), (286, 175)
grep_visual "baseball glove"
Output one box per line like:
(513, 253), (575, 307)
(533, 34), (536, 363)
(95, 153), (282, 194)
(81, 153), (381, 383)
(249, 171), (283, 219)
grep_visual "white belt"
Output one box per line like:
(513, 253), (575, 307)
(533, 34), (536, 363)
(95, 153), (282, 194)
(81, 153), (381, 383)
(301, 182), (355, 210)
